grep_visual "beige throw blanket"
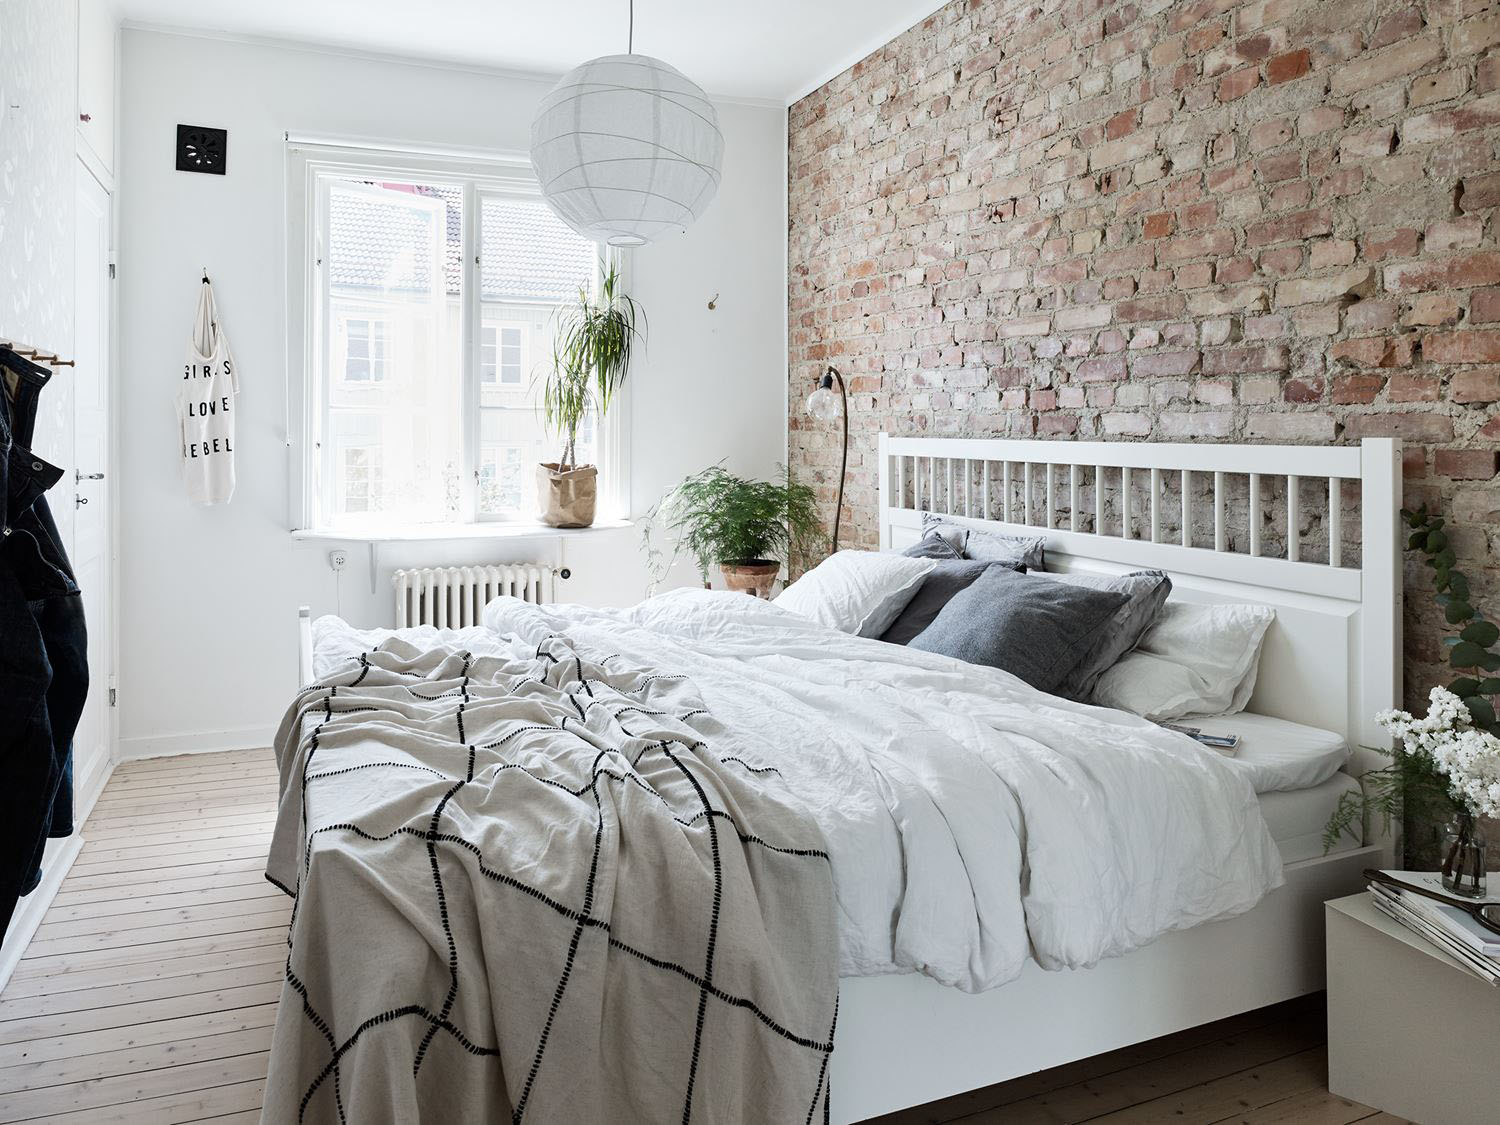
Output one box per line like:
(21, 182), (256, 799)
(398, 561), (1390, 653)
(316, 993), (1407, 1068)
(263, 635), (838, 1124)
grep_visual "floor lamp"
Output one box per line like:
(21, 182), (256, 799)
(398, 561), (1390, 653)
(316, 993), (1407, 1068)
(805, 366), (848, 553)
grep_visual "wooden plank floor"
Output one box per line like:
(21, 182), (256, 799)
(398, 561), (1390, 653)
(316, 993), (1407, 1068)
(0, 749), (285, 1124)
(876, 993), (1401, 1124)
(0, 750), (1401, 1124)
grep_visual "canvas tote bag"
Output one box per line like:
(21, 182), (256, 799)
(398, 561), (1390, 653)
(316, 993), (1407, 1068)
(177, 280), (239, 505)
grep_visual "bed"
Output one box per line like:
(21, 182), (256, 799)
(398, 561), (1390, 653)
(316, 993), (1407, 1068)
(281, 434), (1401, 1123)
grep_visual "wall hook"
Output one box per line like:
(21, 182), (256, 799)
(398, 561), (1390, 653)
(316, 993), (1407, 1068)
(707, 292), (718, 311)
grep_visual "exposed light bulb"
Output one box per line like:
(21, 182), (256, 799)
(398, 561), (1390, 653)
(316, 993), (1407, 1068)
(806, 387), (841, 421)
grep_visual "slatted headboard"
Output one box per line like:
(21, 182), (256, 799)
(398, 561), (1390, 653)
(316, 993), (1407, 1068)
(877, 434), (1402, 766)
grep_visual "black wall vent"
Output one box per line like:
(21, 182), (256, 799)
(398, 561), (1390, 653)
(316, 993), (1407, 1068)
(176, 124), (227, 175)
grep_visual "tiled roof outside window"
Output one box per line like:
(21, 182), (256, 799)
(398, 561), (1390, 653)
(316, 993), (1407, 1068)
(328, 182), (596, 304)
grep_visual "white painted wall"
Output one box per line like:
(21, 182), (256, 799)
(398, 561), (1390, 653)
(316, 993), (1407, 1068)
(116, 29), (788, 757)
(77, 0), (117, 177)
(0, 0), (77, 355)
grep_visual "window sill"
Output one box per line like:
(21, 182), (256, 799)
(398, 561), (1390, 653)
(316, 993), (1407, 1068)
(290, 518), (632, 544)
(292, 519), (634, 593)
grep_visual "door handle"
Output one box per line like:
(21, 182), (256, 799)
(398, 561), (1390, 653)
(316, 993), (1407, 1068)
(76, 496), (89, 507)
(76, 471), (105, 481)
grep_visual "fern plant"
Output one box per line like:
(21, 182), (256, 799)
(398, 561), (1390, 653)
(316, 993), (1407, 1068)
(541, 263), (642, 470)
(642, 466), (826, 585)
(1322, 743), (1459, 854)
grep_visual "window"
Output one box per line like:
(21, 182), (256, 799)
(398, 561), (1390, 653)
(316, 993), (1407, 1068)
(339, 444), (383, 513)
(477, 444), (524, 513)
(343, 318), (387, 382)
(292, 145), (614, 530)
(480, 325), (524, 385)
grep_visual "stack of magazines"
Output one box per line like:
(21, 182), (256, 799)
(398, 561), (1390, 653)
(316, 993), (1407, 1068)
(1368, 869), (1500, 985)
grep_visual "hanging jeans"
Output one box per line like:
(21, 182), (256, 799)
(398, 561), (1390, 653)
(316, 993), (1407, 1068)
(1, 347), (87, 935)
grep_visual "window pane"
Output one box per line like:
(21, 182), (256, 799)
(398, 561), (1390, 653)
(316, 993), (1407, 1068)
(480, 325), (497, 384)
(340, 444), (382, 513)
(343, 318), (386, 383)
(477, 196), (596, 517)
(324, 179), (462, 525)
(477, 415), (527, 514)
(332, 417), (384, 514)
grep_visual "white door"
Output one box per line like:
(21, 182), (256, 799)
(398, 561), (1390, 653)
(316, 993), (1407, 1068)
(71, 160), (112, 811)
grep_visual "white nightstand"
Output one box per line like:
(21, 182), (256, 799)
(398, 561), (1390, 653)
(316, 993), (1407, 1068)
(1326, 893), (1500, 1125)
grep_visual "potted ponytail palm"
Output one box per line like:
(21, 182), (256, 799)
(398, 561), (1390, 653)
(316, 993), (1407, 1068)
(537, 265), (642, 527)
(649, 466), (825, 598)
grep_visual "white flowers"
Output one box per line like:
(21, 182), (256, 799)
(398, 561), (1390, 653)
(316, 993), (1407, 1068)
(1379, 687), (1500, 820)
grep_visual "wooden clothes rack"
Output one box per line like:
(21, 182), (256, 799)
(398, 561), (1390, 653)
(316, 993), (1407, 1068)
(0, 338), (74, 367)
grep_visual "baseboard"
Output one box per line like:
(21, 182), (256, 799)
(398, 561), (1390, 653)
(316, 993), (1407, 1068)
(117, 724), (274, 760)
(75, 752), (114, 823)
(0, 834), (84, 994)
(0, 749), (115, 994)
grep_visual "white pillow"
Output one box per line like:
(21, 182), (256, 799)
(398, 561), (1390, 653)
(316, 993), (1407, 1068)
(774, 551), (935, 637)
(1089, 601), (1275, 720)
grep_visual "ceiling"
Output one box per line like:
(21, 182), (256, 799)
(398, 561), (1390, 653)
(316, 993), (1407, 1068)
(116, 0), (948, 104)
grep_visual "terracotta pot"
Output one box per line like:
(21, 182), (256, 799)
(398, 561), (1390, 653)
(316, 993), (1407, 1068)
(537, 463), (597, 528)
(720, 559), (781, 599)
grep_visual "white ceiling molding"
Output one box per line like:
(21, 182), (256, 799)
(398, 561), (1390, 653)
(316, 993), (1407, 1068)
(113, 0), (951, 104)
(119, 20), (787, 107)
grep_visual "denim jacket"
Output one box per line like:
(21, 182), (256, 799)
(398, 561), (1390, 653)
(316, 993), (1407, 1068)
(1, 346), (87, 927)
(2, 349), (78, 598)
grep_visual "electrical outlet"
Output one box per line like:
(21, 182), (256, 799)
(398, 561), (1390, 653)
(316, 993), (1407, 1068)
(329, 549), (349, 572)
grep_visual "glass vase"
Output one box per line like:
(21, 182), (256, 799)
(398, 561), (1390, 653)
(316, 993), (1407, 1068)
(1441, 811), (1488, 899)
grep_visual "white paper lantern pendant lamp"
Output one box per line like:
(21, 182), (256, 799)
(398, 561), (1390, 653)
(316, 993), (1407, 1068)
(531, 0), (724, 247)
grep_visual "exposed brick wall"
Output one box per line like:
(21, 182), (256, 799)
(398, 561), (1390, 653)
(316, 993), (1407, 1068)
(788, 0), (1500, 709)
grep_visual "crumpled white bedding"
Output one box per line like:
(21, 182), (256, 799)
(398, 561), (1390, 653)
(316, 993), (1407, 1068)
(314, 589), (1284, 993)
(311, 620), (512, 679)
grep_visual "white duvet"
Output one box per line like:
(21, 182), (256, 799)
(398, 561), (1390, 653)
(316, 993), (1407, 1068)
(315, 589), (1283, 994)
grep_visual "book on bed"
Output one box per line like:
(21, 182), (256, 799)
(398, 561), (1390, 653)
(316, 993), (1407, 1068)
(1157, 722), (1241, 754)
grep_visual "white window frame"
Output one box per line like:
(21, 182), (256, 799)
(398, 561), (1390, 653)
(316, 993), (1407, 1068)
(285, 139), (632, 533)
(498, 325), (524, 385)
(479, 324), (498, 385)
(477, 441), (526, 513)
(335, 436), (383, 515)
(340, 315), (388, 384)
(481, 323), (526, 386)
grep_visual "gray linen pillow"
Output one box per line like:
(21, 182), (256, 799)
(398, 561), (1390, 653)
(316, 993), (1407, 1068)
(1035, 570), (1172, 701)
(879, 559), (1016, 646)
(921, 513), (1046, 570)
(908, 566), (1130, 694)
(900, 531), (965, 560)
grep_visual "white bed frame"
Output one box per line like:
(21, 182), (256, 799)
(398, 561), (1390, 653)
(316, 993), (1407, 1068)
(828, 434), (1402, 1122)
(294, 435), (1404, 1123)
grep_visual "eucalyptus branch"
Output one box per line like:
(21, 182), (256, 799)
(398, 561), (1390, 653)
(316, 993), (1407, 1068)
(1404, 504), (1500, 736)
(1323, 503), (1500, 858)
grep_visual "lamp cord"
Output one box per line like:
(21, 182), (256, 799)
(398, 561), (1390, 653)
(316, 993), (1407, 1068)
(628, 0), (634, 53)
(827, 367), (848, 553)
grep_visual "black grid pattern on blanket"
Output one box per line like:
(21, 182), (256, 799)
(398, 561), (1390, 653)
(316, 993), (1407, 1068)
(265, 634), (838, 1124)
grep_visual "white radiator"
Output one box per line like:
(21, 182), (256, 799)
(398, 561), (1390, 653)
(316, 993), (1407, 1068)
(392, 564), (556, 628)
